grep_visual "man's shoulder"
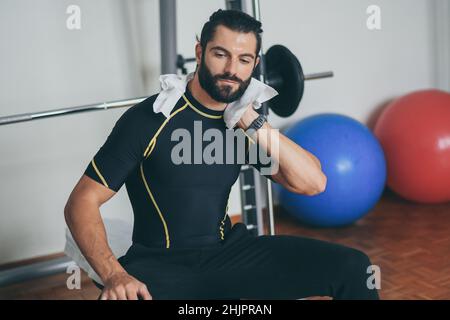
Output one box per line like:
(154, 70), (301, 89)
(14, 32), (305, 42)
(126, 93), (160, 118)
(118, 93), (165, 128)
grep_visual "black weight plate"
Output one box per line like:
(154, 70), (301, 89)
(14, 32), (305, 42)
(265, 45), (304, 117)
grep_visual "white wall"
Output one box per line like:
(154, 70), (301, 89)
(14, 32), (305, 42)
(0, 0), (149, 264)
(432, 0), (450, 90)
(0, 0), (444, 264)
(260, 0), (437, 130)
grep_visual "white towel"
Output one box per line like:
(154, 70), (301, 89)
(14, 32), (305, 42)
(223, 77), (278, 129)
(153, 73), (278, 128)
(153, 73), (195, 118)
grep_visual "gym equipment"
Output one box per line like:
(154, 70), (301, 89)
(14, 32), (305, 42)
(177, 45), (333, 118)
(0, 47), (332, 126)
(265, 45), (333, 117)
(0, 2), (334, 241)
(0, 97), (147, 126)
(374, 89), (450, 203)
(175, 7), (334, 237)
(276, 114), (387, 227)
(0, 256), (74, 287)
(0, 0), (335, 286)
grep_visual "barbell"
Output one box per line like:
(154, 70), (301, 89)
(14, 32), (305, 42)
(265, 45), (333, 117)
(177, 44), (334, 117)
(0, 45), (333, 126)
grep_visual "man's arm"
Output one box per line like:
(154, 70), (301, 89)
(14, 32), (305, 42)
(238, 107), (327, 196)
(64, 174), (152, 300)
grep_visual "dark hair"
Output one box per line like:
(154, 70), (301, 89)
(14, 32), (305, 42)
(199, 9), (263, 55)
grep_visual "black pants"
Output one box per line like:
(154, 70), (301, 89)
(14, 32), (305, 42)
(115, 223), (379, 300)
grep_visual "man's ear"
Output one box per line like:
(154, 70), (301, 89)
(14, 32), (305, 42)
(195, 43), (202, 65)
(254, 56), (260, 68)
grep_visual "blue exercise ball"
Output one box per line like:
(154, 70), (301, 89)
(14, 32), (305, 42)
(276, 113), (387, 227)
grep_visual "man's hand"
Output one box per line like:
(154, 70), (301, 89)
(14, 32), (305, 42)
(236, 104), (259, 130)
(100, 271), (152, 300)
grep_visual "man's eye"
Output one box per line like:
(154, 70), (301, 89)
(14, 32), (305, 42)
(215, 53), (226, 58)
(240, 59), (250, 64)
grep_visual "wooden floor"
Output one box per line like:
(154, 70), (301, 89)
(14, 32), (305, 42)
(272, 189), (450, 300)
(1, 188), (449, 300)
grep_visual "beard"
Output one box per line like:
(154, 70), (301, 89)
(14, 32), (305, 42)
(197, 54), (252, 103)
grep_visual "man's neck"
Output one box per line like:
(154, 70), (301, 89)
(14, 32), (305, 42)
(187, 73), (227, 112)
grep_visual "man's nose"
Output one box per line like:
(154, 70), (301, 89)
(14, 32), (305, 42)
(224, 58), (238, 76)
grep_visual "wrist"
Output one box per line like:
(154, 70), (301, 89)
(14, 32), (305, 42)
(99, 257), (127, 283)
(238, 108), (259, 130)
(245, 113), (267, 139)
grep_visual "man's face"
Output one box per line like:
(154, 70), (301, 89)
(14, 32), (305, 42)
(197, 25), (259, 103)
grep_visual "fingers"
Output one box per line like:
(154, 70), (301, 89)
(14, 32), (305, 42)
(125, 284), (138, 300)
(109, 292), (118, 300)
(100, 283), (151, 300)
(115, 286), (127, 300)
(138, 284), (153, 300)
(100, 290), (118, 300)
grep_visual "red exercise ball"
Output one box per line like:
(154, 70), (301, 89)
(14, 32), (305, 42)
(374, 89), (450, 203)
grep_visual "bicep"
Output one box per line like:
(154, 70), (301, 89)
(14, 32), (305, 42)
(67, 174), (117, 208)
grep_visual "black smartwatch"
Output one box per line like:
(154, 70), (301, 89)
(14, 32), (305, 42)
(245, 114), (267, 139)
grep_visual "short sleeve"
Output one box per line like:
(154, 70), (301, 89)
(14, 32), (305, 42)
(84, 107), (147, 192)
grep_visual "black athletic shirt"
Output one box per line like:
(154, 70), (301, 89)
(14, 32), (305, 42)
(84, 87), (269, 249)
